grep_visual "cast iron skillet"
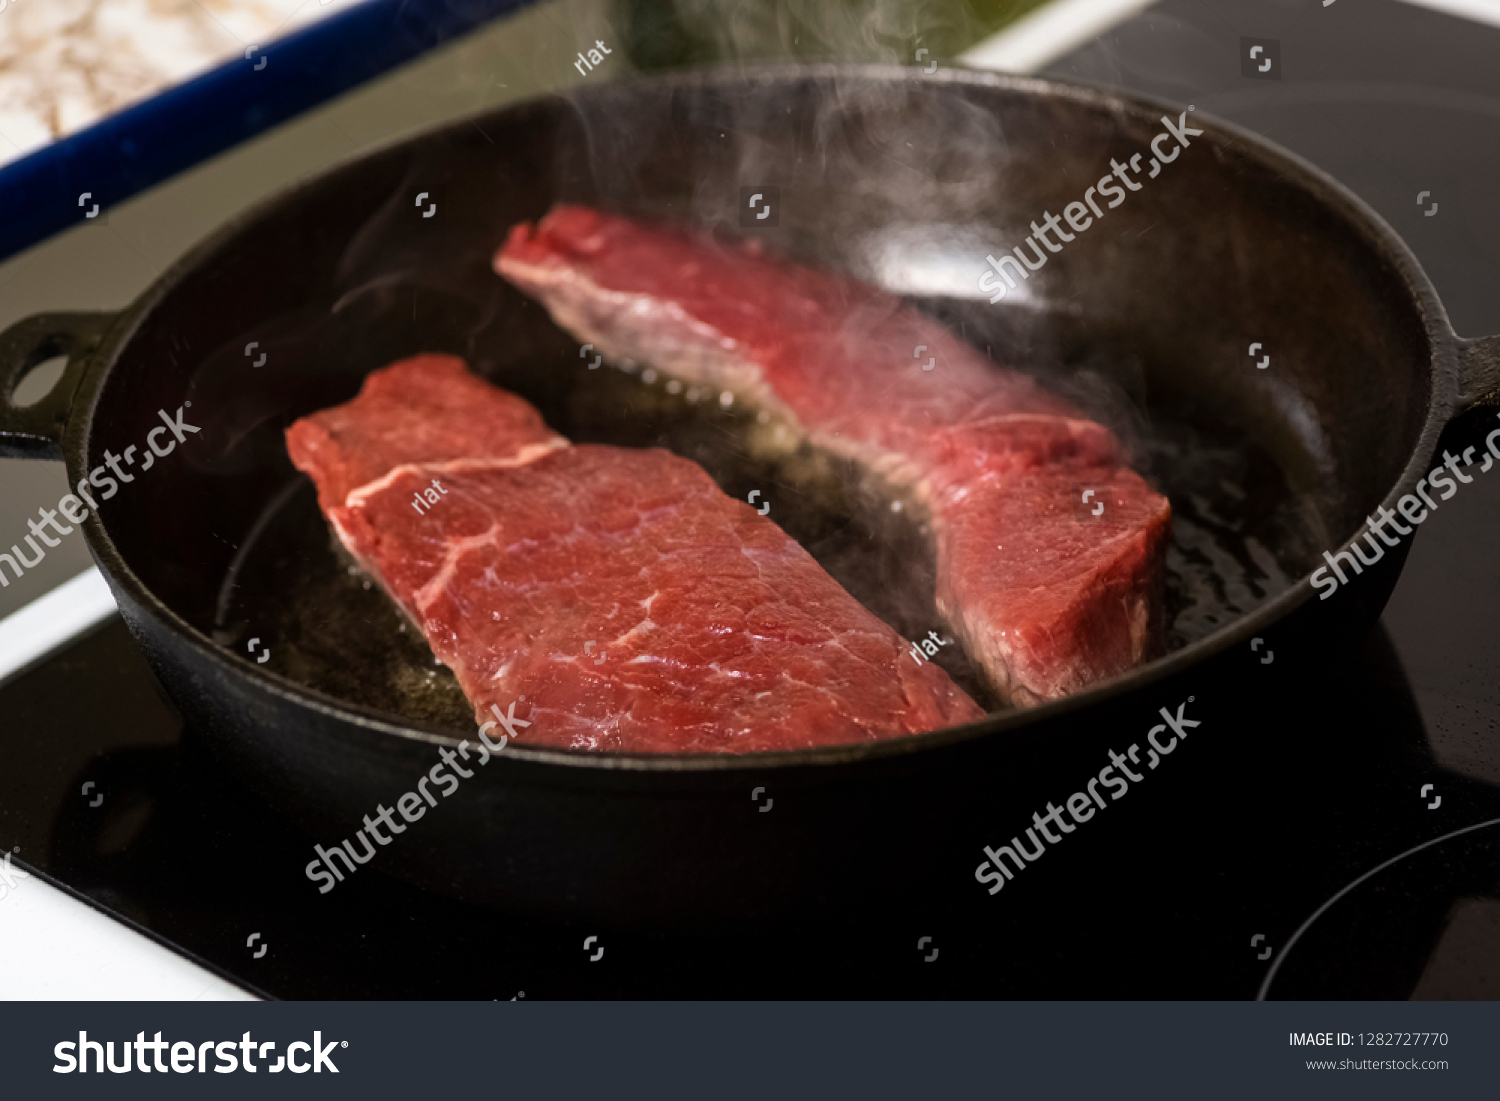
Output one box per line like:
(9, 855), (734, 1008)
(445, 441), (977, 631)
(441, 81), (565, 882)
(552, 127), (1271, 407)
(2, 66), (1498, 927)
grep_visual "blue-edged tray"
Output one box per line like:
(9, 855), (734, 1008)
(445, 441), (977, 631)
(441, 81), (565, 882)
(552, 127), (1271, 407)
(0, 0), (542, 262)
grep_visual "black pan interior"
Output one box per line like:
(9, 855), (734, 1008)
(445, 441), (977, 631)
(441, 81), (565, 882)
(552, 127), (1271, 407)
(86, 70), (1432, 733)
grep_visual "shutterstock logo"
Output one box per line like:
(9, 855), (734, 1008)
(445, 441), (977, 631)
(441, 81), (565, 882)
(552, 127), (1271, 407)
(977, 111), (1203, 303)
(54, 1031), (344, 1074)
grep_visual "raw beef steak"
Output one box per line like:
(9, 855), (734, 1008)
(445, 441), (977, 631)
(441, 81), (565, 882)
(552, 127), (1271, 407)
(286, 354), (566, 512)
(495, 206), (1171, 705)
(286, 355), (984, 753)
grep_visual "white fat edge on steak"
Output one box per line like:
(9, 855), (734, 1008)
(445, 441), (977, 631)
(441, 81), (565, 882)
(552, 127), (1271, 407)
(500, 253), (940, 497)
(499, 253), (1121, 514)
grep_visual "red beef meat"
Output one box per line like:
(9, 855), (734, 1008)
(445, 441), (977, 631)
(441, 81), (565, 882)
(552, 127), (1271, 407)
(495, 205), (1172, 704)
(286, 356), (984, 753)
(285, 354), (567, 512)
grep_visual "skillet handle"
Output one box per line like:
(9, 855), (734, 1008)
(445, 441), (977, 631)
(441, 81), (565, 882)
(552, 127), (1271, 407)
(1455, 334), (1500, 413)
(0, 312), (116, 462)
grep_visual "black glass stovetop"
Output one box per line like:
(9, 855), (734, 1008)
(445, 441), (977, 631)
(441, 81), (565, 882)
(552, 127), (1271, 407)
(3, 0), (1500, 999)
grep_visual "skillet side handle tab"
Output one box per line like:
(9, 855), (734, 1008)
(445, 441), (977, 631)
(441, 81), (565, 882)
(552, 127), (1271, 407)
(1455, 333), (1500, 415)
(0, 312), (115, 462)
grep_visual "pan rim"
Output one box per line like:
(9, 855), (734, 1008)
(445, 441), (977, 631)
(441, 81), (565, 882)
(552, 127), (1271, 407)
(69, 62), (1458, 774)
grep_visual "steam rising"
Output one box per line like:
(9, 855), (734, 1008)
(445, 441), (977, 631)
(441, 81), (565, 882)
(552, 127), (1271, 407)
(653, 0), (981, 69)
